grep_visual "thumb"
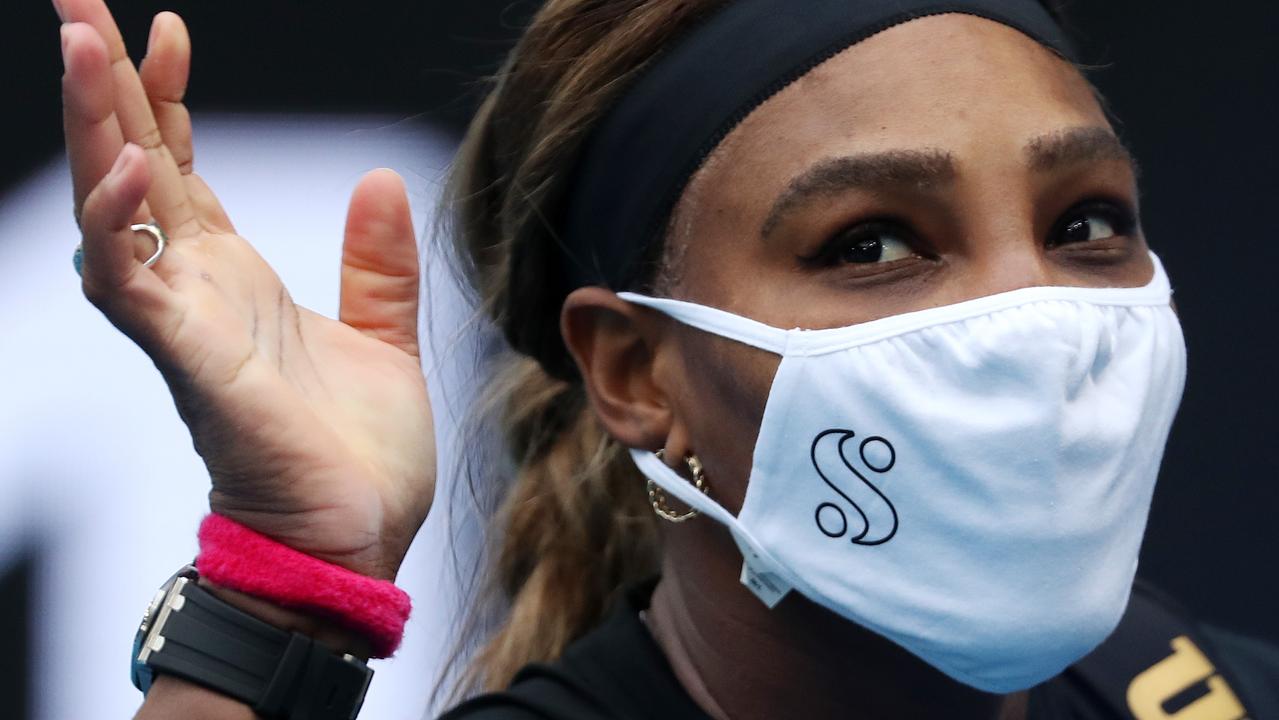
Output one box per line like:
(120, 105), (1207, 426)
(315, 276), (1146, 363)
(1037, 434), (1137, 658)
(339, 169), (421, 358)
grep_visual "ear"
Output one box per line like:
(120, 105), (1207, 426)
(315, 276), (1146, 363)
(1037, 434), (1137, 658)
(561, 287), (677, 451)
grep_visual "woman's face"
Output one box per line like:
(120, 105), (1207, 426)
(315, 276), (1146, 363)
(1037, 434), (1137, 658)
(648, 14), (1149, 513)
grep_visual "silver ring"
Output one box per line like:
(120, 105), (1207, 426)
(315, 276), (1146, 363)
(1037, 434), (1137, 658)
(131, 222), (168, 268)
(72, 222), (168, 277)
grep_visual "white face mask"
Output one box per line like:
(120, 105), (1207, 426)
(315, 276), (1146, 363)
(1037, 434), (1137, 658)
(620, 253), (1187, 694)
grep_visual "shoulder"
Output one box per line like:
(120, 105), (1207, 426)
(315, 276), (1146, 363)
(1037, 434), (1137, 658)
(439, 580), (707, 720)
(438, 665), (612, 720)
(1032, 580), (1279, 719)
(1201, 623), (1279, 711)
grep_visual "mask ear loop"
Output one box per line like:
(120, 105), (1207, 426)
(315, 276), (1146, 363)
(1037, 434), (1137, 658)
(631, 448), (798, 607)
(648, 450), (712, 522)
(616, 292), (790, 354)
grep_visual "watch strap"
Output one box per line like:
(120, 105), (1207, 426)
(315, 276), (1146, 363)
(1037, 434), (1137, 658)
(139, 579), (372, 719)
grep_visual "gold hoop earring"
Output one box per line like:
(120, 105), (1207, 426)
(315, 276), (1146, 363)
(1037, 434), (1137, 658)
(648, 450), (711, 523)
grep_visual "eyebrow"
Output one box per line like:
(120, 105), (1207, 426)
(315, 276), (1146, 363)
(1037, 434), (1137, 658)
(759, 127), (1139, 240)
(1025, 127), (1140, 176)
(760, 150), (956, 238)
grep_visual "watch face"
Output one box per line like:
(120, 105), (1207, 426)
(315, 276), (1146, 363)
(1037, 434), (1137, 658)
(139, 586), (167, 636)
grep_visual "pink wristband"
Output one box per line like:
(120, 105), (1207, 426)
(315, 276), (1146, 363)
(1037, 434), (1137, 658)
(195, 513), (411, 658)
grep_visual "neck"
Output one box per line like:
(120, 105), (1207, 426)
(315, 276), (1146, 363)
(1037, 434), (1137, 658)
(644, 530), (1028, 720)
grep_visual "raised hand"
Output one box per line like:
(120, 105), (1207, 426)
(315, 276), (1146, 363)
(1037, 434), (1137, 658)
(58, 0), (435, 581)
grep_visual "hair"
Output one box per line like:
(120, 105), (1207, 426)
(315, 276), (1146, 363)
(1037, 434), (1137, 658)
(440, 0), (1076, 698)
(441, 0), (727, 695)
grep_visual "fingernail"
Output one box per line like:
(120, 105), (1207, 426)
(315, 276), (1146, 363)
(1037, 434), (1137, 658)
(59, 24), (69, 63)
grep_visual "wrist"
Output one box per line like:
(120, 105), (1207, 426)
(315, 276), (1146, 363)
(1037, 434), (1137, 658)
(197, 578), (373, 660)
(136, 674), (257, 720)
(206, 499), (403, 583)
(132, 570), (375, 718)
(196, 513), (412, 658)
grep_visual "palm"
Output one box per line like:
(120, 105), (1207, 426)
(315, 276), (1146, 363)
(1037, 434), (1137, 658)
(59, 0), (434, 579)
(158, 228), (433, 579)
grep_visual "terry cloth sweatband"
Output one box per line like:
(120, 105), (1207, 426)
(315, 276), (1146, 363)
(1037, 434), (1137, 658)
(196, 514), (412, 658)
(555, 0), (1077, 292)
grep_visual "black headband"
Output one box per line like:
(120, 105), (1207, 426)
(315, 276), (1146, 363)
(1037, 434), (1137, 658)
(555, 0), (1076, 292)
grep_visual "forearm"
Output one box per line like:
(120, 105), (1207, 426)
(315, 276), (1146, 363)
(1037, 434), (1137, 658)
(136, 675), (258, 720)
(132, 579), (372, 720)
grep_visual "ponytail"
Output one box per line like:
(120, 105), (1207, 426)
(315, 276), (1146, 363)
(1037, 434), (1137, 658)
(465, 357), (658, 690)
(441, 0), (722, 694)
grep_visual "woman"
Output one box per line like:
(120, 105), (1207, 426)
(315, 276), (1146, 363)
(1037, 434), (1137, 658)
(54, 0), (1276, 717)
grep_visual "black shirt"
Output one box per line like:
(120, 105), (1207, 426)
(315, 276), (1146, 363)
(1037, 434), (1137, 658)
(441, 580), (1279, 719)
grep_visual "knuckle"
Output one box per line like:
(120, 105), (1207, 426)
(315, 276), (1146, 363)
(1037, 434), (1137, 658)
(149, 86), (187, 105)
(80, 277), (107, 305)
(172, 150), (195, 174)
(135, 126), (165, 151)
(147, 194), (198, 232)
(80, 273), (118, 306)
(81, 249), (142, 300)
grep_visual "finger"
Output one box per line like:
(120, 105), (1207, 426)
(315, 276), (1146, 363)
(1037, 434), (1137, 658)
(339, 170), (421, 359)
(79, 143), (183, 351)
(58, 0), (198, 237)
(139, 12), (193, 174)
(61, 22), (149, 226)
(138, 12), (235, 234)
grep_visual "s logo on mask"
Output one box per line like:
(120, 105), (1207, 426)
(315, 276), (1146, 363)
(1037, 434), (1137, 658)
(811, 429), (899, 545)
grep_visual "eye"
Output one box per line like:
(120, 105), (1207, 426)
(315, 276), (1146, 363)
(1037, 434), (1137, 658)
(1050, 201), (1138, 248)
(803, 220), (918, 267)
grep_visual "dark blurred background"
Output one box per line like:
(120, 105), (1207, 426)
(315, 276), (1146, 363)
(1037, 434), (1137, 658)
(4, 1), (1278, 718)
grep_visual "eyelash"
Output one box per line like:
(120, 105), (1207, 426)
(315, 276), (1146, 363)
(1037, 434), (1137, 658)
(1048, 199), (1139, 248)
(799, 198), (1140, 269)
(798, 218), (919, 269)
